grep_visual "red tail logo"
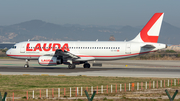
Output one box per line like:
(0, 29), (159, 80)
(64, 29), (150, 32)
(140, 13), (163, 43)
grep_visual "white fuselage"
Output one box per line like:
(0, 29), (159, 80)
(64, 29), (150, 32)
(6, 41), (166, 61)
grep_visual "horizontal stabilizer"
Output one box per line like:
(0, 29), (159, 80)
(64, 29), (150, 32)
(141, 44), (155, 49)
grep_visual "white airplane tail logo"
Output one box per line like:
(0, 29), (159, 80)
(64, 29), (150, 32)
(131, 13), (164, 43)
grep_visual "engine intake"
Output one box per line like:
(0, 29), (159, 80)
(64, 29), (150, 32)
(38, 56), (62, 66)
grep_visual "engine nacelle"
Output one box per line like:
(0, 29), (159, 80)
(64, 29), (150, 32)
(38, 56), (62, 66)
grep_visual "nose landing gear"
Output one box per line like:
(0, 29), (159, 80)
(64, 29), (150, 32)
(24, 59), (29, 68)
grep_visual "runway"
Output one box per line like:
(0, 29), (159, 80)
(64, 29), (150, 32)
(0, 59), (180, 78)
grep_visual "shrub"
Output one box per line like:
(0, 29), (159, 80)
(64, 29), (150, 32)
(77, 99), (83, 101)
(165, 50), (176, 53)
(1, 49), (8, 52)
(22, 96), (27, 99)
(178, 53), (180, 57)
(103, 97), (107, 100)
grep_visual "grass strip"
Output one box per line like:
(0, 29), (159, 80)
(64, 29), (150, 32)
(0, 75), (178, 90)
(0, 75), (179, 100)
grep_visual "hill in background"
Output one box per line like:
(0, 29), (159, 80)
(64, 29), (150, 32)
(0, 20), (180, 45)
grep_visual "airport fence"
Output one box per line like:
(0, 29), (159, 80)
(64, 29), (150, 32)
(4, 79), (180, 100)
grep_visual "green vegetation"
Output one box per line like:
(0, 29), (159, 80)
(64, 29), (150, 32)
(0, 49), (8, 53)
(165, 50), (177, 53)
(9, 98), (180, 101)
(0, 75), (177, 92)
(0, 57), (12, 59)
(177, 53), (180, 57)
(125, 50), (180, 60)
(0, 75), (168, 90)
(0, 75), (179, 101)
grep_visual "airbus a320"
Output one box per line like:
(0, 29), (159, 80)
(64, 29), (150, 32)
(6, 13), (167, 69)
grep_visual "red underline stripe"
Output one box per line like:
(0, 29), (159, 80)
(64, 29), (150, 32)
(7, 55), (41, 57)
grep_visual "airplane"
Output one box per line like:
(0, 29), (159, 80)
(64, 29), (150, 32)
(6, 13), (167, 69)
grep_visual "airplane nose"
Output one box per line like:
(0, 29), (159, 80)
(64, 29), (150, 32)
(6, 49), (11, 55)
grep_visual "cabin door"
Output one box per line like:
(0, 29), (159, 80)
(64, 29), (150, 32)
(20, 44), (25, 53)
(125, 43), (131, 54)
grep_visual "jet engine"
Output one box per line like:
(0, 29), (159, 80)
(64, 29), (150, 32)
(38, 56), (62, 66)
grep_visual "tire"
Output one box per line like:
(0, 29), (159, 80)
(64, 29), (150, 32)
(24, 64), (29, 68)
(83, 63), (90, 68)
(68, 64), (76, 69)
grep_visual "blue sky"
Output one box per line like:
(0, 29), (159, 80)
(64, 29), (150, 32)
(0, 0), (180, 27)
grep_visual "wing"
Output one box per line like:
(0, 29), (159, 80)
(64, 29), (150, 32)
(54, 49), (80, 59)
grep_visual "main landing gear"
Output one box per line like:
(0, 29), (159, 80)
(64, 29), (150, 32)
(24, 59), (29, 68)
(68, 63), (91, 69)
(83, 63), (90, 68)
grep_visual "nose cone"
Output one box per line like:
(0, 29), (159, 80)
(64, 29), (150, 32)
(6, 49), (11, 56)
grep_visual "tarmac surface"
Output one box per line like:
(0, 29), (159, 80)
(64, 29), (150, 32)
(0, 59), (180, 78)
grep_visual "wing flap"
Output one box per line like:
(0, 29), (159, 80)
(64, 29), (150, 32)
(54, 49), (79, 59)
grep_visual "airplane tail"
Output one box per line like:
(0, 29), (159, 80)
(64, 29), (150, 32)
(131, 13), (164, 43)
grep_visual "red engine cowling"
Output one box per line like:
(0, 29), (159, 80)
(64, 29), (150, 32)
(38, 56), (62, 66)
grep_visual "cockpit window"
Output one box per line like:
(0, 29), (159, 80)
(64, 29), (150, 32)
(12, 46), (16, 49)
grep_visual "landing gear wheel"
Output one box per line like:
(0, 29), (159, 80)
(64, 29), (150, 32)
(24, 59), (29, 68)
(24, 64), (29, 68)
(68, 64), (76, 69)
(83, 63), (90, 68)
